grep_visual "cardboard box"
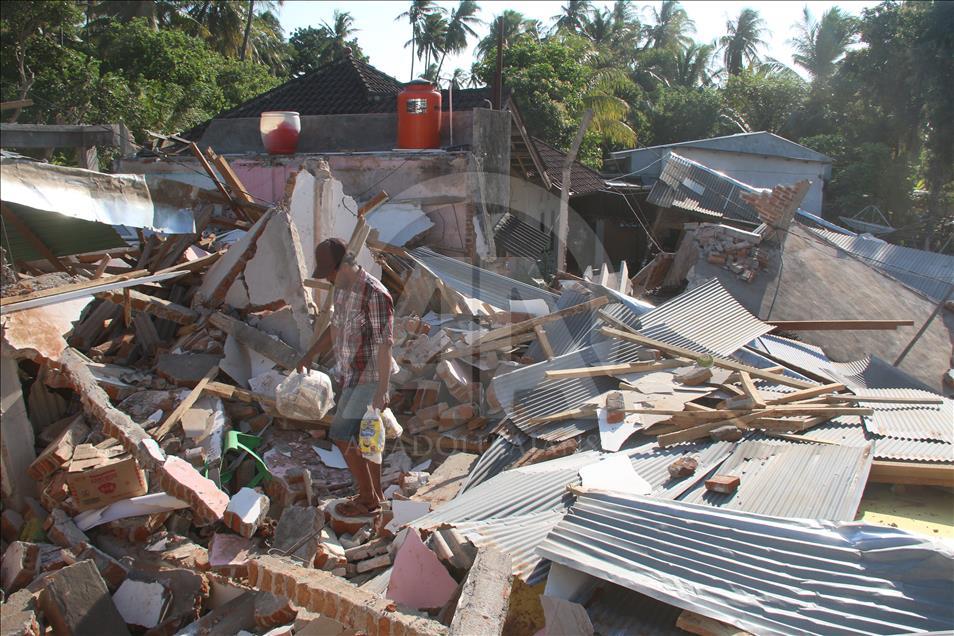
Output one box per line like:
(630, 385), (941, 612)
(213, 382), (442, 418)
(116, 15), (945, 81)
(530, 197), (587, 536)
(67, 453), (147, 511)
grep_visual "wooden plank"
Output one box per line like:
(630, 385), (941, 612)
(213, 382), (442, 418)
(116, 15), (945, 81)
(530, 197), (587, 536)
(304, 278), (332, 291)
(599, 327), (816, 389)
(534, 325), (556, 360)
(831, 394), (945, 405)
(0, 203), (71, 272)
(207, 150), (254, 205)
(92, 255), (111, 278)
(209, 312), (301, 370)
(868, 460), (954, 488)
(203, 381), (276, 407)
(190, 143), (249, 221)
(676, 610), (752, 636)
(767, 319), (915, 331)
(736, 372), (766, 409)
(132, 312), (160, 357)
(764, 383), (845, 405)
(527, 404), (598, 426)
(547, 359), (687, 381)
(152, 364), (220, 441)
(205, 210), (273, 306)
(122, 288), (132, 328)
(471, 296), (609, 350)
(95, 288), (198, 325)
(440, 330), (537, 360)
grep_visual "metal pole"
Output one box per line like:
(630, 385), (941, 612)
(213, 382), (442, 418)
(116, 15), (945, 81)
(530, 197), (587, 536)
(893, 284), (953, 366)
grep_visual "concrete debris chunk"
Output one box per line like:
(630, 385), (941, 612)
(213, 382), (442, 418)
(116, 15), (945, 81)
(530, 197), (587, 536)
(39, 559), (131, 636)
(111, 578), (170, 629)
(224, 487), (270, 538)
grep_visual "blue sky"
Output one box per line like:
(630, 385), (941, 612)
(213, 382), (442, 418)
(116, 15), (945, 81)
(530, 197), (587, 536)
(276, 1), (879, 83)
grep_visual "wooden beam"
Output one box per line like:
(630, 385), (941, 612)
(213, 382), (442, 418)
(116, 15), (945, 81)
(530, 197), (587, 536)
(469, 296), (609, 351)
(95, 288), (198, 325)
(547, 359), (688, 381)
(767, 319), (915, 331)
(736, 372), (766, 409)
(830, 394), (945, 405)
(153, 365), (220, 441)
(764, 383), (845, 405)
(203, 381), (276, 407)
(0, 123), (120, 148)
(599, 327), (817, 389)
(868, 460), (954, 488)
(440, 330), (537, 360)
(209, 312), (301, 370)
(1, 204), (71, 273)
(190, 143), (249, 221)
(527, 404), (598, 426)
(534, 325), (555, 360)
(304, 278), (332, 291)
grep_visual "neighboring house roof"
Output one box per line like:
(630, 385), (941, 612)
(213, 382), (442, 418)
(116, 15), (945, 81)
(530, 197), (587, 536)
(531, 136), (606, 197)
(181, 53), (496, 140)
(806, 227), (954, 302)
(611, 131), (831, 164)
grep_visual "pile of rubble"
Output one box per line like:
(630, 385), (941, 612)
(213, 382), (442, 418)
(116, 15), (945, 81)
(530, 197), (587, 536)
(1, 155), (952, 636)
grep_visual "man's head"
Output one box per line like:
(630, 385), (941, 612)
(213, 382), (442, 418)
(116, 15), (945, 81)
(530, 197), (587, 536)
(314, 238), (351, 281)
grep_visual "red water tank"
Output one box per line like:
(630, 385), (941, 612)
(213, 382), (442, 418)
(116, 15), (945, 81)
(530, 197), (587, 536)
(397, 79), (442, 149)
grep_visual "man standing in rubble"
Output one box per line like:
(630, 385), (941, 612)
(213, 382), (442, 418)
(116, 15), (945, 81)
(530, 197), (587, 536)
(297, 238), (392, 517)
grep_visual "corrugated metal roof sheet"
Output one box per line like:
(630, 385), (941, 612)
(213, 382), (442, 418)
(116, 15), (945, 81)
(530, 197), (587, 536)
(678, 439), (873, 521)
(807, 227), (954, 302)
(459, 432), (528, 493)
(526, 289), (601, 363)
(854, 388), (954, 444)
(407, 247), (558, 312)
(493, 211), (551, 259)
(451, 511), (564, 584)
(491, 338), (653, 440)
(628, 440), (737, 499)
(1, 202), (127, 262)
(537, 492), (954, 636)
(585, 581), (685, 635)
(648, 153), (762, 224)
(636, 278), (774, 356)
(769, 418), (954, 463)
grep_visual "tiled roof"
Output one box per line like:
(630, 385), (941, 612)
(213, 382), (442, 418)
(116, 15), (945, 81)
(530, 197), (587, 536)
(531, 137), (607, 197)
(212, 55), (494, 119)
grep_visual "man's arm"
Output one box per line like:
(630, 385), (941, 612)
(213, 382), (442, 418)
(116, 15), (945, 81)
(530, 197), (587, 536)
(372, 341), (392, 411)
(296, 325), (333, 373)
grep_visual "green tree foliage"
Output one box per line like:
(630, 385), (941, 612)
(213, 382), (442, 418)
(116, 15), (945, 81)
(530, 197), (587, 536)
(722, 69), (807, 135)
(719, 8), (766, 76)
(288, 12), (367, 77)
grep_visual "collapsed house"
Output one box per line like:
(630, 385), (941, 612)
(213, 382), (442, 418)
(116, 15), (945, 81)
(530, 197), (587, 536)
(1, 63), (953, 635)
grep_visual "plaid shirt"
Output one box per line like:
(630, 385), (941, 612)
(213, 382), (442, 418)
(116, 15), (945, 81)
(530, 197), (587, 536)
(332, 267), (394, 388)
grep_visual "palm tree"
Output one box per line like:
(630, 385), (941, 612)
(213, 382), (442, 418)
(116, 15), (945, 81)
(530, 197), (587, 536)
(791, 7), (857, 81)
(583, 8), (614, 46)
(396, 1), (444, 80)
(435, 1), (481, 78)
(645, 0), (694, 50)
(418, 11), (448, 71)
(720, 8), (766, 76)
(671, 42), (714, 86)
(583, 66), (638, 146)
(475, 10), (541, 59)
(551, 0), (593, 35)
(322, 10), (357, 50)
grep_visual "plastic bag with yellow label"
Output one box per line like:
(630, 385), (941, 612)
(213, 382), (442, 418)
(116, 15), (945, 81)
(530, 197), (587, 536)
(358, 406), (385, 464)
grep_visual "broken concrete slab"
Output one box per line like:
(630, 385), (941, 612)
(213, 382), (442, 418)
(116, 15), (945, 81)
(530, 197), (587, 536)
(0, 356), (38, 508)
(540, 596), (594, 636)
(221, 333), (277, 387)
(384, 499), (432, 534)
(412, 453), (478, 509)
(39, 559), (131, 636)
(224, 487), (270, 538)
(0, 588), (40, 636)
(449, 547), (512, 636)
(1, 541), (39, 593)
(112, 578), (170, 630)
(27, 414), (89, 480)
(274, 506), (323, 565)
(386, 529), (457, 610)
(156, 352), (223, 387)
(0, 296), (92, 363)
(209, 532), (253, 576)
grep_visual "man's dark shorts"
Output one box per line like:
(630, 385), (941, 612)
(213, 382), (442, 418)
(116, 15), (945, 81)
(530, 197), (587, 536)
(329, 383), (376, 442)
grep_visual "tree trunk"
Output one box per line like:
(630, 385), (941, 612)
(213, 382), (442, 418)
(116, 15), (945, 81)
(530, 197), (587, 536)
(436, 50), (448, 79)
(240, 0), (254, 61)
(410, 31), (416, 79)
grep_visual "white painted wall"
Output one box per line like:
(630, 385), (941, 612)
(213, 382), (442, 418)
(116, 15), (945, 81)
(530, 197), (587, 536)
(670, 148), (828, 214)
